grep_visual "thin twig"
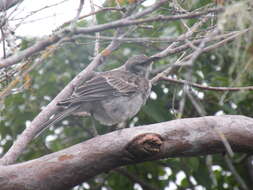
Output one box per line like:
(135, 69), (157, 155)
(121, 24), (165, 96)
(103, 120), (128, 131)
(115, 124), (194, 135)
(159, 77), (253, 91)
(206, 155), (218, 188)
(0, 27), (6, 58)
(150, 16), (211, 84)
(11, 0), (68, 30)
(56, 7), (125, 31)
(71, 0), (85, 28)
(224, 154), (249, 190)
(77, 31), (238, 43)
(151, 14), (211, 60)
(90, 0), (99, 57)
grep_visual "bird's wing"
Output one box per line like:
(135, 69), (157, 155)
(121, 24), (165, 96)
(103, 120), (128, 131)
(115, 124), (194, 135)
(58, 72), (138, 106)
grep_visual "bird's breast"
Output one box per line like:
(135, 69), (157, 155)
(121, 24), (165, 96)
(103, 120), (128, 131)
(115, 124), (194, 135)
(93, 93), (145, 126)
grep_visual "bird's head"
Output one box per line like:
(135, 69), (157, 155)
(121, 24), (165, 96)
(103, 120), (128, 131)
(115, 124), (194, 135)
(125, 55), (152, 78)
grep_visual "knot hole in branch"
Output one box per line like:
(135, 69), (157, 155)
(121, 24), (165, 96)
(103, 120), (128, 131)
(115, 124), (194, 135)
(125, 133), (163, 161)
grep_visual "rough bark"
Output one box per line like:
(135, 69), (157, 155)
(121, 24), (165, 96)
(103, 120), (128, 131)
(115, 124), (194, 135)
(0, 115), (253, 190)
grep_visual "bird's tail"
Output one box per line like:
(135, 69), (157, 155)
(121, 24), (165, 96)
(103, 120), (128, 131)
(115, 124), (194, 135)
(35, 105), (80, 138)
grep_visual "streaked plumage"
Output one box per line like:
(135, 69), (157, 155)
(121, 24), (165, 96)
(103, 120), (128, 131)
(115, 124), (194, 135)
(41, 55), (152, 129)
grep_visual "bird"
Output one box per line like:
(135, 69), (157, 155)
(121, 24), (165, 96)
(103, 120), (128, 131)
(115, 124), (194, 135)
(40, 54), (152, 130)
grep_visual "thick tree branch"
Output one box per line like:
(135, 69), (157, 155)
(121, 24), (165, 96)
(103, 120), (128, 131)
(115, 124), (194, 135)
(0, 115), (252, 190)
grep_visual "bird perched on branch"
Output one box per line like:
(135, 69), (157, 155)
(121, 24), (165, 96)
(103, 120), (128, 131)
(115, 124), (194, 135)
(41, 55), (152, 129)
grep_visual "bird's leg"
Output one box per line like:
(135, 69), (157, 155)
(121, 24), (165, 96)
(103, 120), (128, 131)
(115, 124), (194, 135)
(90, 116), (99, 136)
(116, 121), (127, 129)
(112, 121), (128, 136)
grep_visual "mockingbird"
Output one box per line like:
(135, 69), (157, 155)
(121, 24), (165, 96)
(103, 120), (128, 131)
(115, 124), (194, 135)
(41, 55), (152, 129)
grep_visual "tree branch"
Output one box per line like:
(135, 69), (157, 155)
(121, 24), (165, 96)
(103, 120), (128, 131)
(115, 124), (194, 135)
(0, 5), (222, 69)
(0, 115), (252, 190)
(159, 77), (253, 91)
